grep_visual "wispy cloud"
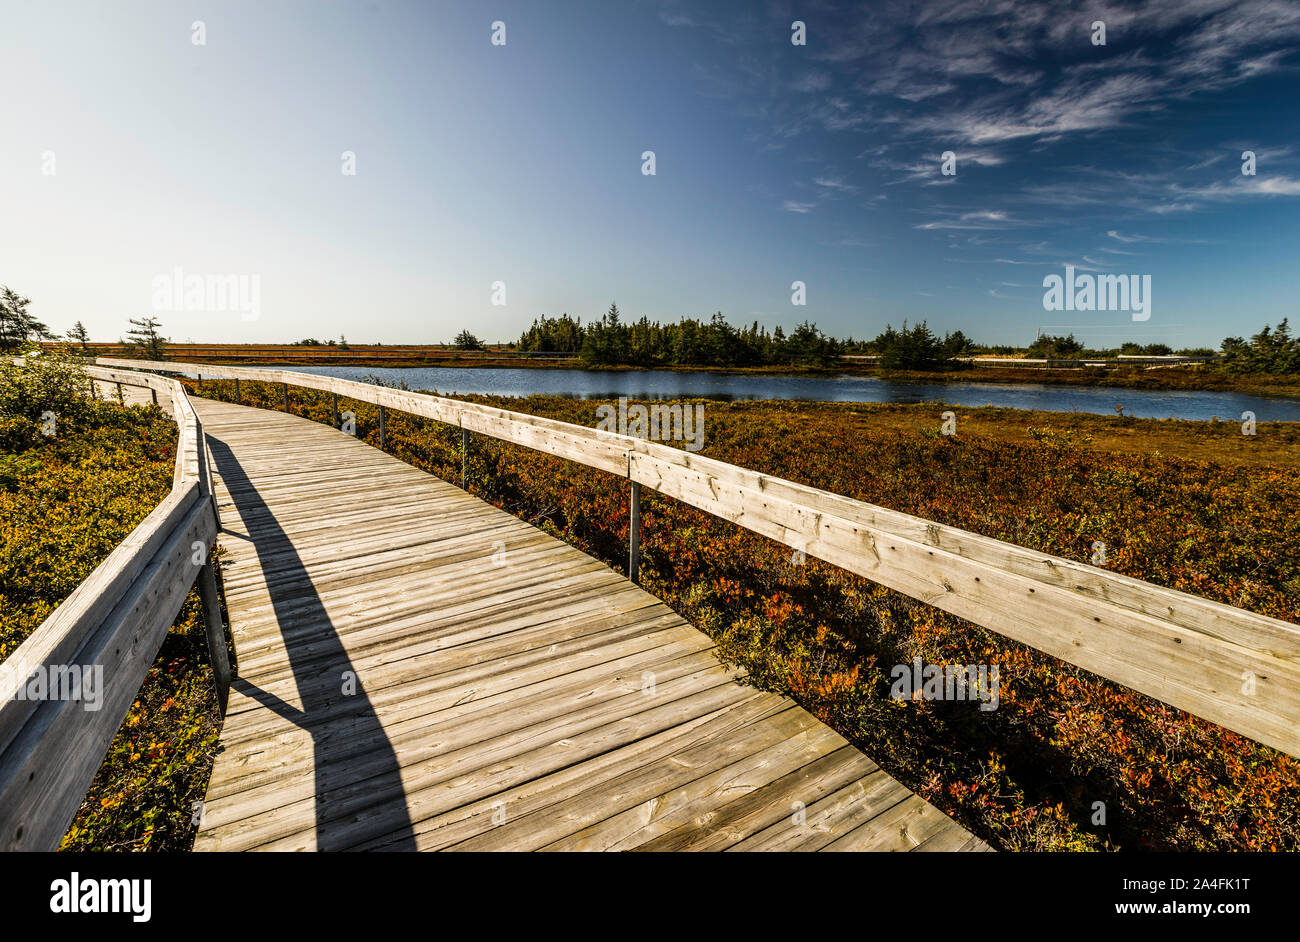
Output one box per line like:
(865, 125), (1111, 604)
(917, 210), (1021, 230)
(1171, 174), (1300, 199)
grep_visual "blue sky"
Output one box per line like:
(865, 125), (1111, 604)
(2, 0), (1298, 348)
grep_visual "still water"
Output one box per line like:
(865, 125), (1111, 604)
(223, 365), (1300, 422)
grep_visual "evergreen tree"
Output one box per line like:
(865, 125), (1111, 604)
(0, 286), (49, 351)
(878, 321), (943, 370)
(1222, 319), (1300, 374)
(124, 316), (167, 360)
(68, 320), (91, 350)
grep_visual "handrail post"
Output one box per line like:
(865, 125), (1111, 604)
(332, 392), (340, 428)
(378, 405), (386, 449)
(196, 559), (232, 710)
(198, 373), (203, 388)
(629, 481), (641, 585)
(150, 387), (158, 406)
(282, 382), (289, 413)
(234, 378), (240, 403)
(461, 427), (468, 488)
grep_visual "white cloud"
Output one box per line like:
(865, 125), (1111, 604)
(917, 210), (1019, 230)
(813, 176), (858, 193)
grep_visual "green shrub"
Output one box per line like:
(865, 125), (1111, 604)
(0, 344), (93, 425)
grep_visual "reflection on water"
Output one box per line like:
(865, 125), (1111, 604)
(208, 365), (1300, 422)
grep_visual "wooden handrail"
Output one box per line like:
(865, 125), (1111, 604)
(0, 365), (227, 851)
(96, 357), (1300, 761)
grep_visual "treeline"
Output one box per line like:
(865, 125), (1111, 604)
(1019, 334), (1215, 359)
(518, 306), (844, 367)
(516, 306), (1255, 372)
(853, 322), (973, 369)
(1220, 319), (1300, 374)
(518, 308), (1052, 370)
(517, 306), (980, 369)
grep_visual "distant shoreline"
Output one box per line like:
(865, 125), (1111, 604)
(76, 343), (1300, 401)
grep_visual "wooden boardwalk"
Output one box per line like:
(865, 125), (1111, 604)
(177, 396), (987, 851)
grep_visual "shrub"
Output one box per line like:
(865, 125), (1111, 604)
(0, 344), (93, 425)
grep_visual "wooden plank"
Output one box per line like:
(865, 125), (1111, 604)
(205, 644), (725, 806)
(363, 693), (791, 850)
(527, 715), (844, 852)
(219, 607), (688, 738)
(630, 746), (881, 852)
(821, 794), (964, 851)
(214, 614), (699, 757)
(199, 660), (742, 838)
(725, 771), (912, 851)
(199, 681), (761, 851)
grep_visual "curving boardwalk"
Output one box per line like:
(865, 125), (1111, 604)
(181, 396), (987, 851)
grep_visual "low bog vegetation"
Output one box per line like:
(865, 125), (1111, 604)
(192, 377), (1300, 852)
(1, 353), (221, 851)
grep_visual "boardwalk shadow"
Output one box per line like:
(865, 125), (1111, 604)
(208, 436), (417, 851)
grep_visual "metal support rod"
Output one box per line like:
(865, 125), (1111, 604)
(282, 382), (289, 413)
(198, 373), (203, 388)
(115, 381), (123, 403)
(461, 427), (468, 488)
(196, 562), (232, 710)
(150, 387), (158, 405)
(332, 392), (340, 428)
(378, 406), (386, 449)
(629, 481), (641, 585)
(234, 378), (240, 403)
